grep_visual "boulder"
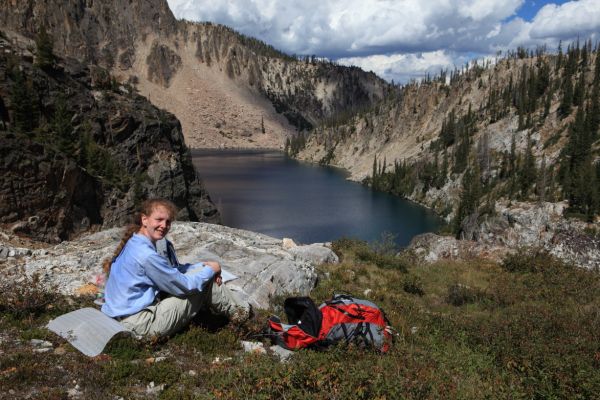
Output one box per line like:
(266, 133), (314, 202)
(287, 243), (339, 265)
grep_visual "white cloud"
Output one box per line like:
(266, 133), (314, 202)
(338, 51), (457, 83)
(167, 0), (600, 83)
(530, 0), (600, 39)
(167, 0), (525, 57)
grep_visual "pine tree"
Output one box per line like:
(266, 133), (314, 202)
(508, 134), (517, 176)
(543, 88), (552, 118)
(537, 155), (547, 203)
(371, 154), (378, 188)
(477, 132), (490, 182)
(35, 25), (55, 69)
(595, 48), (600, 82)
(507, 134), (519, 197)
(9, 69), (38, 135)
(78, 126), (92, 167)
(558, 76), (573, 117)
(453, 163), (481, 237)
(587, 83), (600, 138)
(52, 94), (75, 155)
(573, 73), (585, 107)
(556, 41), (563, 70)
(560, 106), (596, 216)
(519, 133), (536, 199)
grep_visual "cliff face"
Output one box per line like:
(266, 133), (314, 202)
(0, 36), (218, 242)
(0, 0), (177, 67)
(184, 22), (387, 128)
(0, 0), (389, 149)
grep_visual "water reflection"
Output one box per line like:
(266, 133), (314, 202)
(192, 149), (441, 246)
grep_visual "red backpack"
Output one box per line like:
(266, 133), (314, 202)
(268, 294), (393, 353)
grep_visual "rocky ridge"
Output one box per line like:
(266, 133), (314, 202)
(0, 222), (338, 309)
(0, 0), (389, 149)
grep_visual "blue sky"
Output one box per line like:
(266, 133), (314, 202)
(167, 0), (600, 83)
(516, 0), (569, 20)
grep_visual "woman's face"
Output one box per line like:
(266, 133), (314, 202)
(139, 205), (173, 243)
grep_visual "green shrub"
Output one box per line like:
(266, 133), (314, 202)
(104, 335), (148, 361)
(0, 271), (55, 319)
(501, 247), (569, 273)
(403, 275), (425, 296)
(446, 283), (486, 306)
(354, 246), (408, 271)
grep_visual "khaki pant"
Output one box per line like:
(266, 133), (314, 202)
(120, 276), (250, 337)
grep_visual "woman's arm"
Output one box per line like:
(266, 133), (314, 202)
(143, 252), (216, 296)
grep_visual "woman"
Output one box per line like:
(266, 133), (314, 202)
(101, 198), (250, 337)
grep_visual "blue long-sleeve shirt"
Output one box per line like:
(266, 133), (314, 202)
(101, 233), (215, 318)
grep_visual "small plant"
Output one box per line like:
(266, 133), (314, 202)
(501, 247), (569, 273)
(446, 283), (485, 306)
(370, 232), (398, 256)
(0, 269), (55, 318)
(103, 335), (148, 361)
(354, 246), (408, 272)
(332, 235), (408, 271)
(402, 275), (425, 296)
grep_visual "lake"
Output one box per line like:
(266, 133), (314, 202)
(192, 150), (441, 246)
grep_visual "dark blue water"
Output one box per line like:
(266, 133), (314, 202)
(192, 150), (441, 246)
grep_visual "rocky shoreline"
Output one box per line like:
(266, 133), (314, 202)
(294, 152), (600, 269)
(408, 200), (600, 269)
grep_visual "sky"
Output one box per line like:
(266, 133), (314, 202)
(167, 0), (600, 83)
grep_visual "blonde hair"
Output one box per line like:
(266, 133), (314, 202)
(102, 198), (177, 274)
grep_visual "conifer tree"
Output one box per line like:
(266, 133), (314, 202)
(9, 69), (38, 134)
(371, 154), (378, 188)
(558, 76), (573, 117)
(35, 25), (55, 70)
(453, 163), (481, 237)
(78, 122), (92, 168)
(556, 41), (563, 70)
(595, 49), (600, 82)
(508, 134), (517, 176)
(587, 83), (600, 138)
(543, 89), (552, 118)
(52, 94), (75, 155)
(537, 155), (547, 203)
(573, 73), (585, 107)
(519, 133), (536, 199)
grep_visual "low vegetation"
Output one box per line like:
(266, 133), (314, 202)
(1, 239), (599, 399)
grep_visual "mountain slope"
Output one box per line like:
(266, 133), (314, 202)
(0, 0), (389, 149)
(0, 35), (218, 242)
(299, 46), (600, 224)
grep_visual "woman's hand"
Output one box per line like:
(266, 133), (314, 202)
(204, 261), (222, 286)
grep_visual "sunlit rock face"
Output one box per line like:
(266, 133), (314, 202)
(409, 201), (600, 270)
(1, 222), (337, 309)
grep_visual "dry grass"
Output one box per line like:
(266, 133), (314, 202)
(1, 239), (599, 399)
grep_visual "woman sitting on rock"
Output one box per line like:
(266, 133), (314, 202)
(101, 198), (251, 337)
